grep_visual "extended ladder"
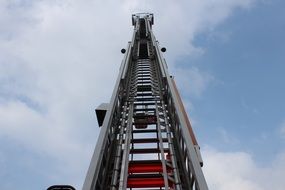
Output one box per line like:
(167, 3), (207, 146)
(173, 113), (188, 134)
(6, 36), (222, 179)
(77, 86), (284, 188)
(83, 13), (208, 190)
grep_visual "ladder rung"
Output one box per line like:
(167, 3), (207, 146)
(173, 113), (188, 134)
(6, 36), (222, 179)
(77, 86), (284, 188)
(134, 102), (156, 106)
(127, 178), (164, 188)
(134, 97), (157, 101)
(134, 108), (156, 112)
(129, 160), (161, 164)
(137, 81), (152, 85)
(131, 138), (167, 143)
(130, 148), (169, 154)
(136, 92), (153, 96)
(128, 173), (163, 178)
(132, 129), (157, 133)
(127, 174), (173, 188)
(128, 160), (172, 173)
(129, 162), (162, 173)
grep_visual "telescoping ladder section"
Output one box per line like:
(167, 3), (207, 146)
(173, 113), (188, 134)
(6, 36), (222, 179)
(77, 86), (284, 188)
(115, 58), (182, 189)
(83, 13), (208, 190)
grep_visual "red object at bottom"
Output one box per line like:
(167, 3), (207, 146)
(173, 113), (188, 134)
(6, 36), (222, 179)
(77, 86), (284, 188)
(127, 177), (165, 188)
(129, 162), (163, 173)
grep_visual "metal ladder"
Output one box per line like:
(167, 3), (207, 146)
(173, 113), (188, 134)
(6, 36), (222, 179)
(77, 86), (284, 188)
(82, 13), (208, 190)
(109, 58), (182, 189)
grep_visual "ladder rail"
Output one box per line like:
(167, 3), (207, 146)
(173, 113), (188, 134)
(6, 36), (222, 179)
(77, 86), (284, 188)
(118, 103), (134, 190)
(159, 102), (183, 190)
(110, 103), (128, 189)
(149, 25), (208, 190)
(152, 57), (183, 189)
(155, 102), (170, 189)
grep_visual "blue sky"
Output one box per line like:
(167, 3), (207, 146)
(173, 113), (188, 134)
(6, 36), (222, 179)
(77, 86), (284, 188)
(179, 0), (285, 162)
(0, 0), (285, 190)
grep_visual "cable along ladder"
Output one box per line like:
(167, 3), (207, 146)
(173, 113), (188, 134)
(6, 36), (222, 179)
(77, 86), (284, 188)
(83, 13), (208, 190)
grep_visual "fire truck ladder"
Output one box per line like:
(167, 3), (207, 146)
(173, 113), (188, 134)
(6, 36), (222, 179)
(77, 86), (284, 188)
(82, 13), (208, 190)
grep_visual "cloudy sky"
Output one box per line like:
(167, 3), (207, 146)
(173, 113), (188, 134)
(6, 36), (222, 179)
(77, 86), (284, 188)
(0, 0), (285, 189)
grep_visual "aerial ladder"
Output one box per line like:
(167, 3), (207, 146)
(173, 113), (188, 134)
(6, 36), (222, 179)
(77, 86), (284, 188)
(48, 13), (208, 190)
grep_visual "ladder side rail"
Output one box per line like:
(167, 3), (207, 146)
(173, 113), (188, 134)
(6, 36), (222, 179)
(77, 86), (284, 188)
(152, 55), (183, 189)
(170, 78), (208, 190)
(118, 103), (134, 190)
(150, 32), (208, 190)
(167, 98), (193, 189)
(146, 20), (166, 79)
(99, 107), (122, 189)
(171, 78), (206, 190)
(154, 102), (170, 189)
(159, 101), (183, 190)
(82, 75), (122, 190)
(150, 59), (171, 188)
(149, 30), (193, 189)
(83, 42), (133, 190)
(110, 102), (128, 189)
(119, 57), (139, 188)
(172, 78), (204, 167)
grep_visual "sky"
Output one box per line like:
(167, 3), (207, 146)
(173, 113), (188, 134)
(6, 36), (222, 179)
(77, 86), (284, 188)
(0, 0), (285, 190)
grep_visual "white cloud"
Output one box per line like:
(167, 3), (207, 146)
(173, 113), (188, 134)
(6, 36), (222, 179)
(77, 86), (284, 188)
(203, 147), (285, 190)
(0, 100), (91, 187)
(145, 0), (254, 59)
(0, 0), (257, 189)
